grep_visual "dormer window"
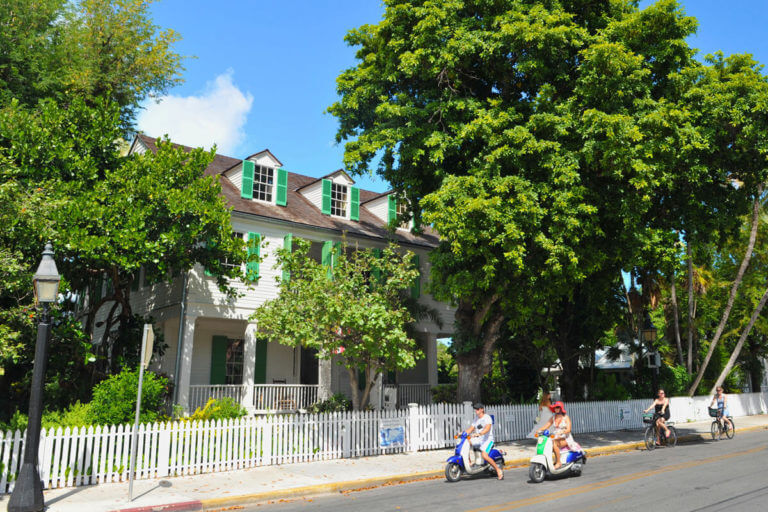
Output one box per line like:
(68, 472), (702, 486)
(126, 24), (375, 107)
(236, 155), (287, 206)
(331, 183), (348, 217)
(254, 165), (275, 202)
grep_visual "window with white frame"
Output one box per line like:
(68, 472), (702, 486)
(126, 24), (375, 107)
(254, 165), (275, 202)
(225, 338), (244, 384)
(331, 182), (348, 217)
(222, 232), (244, 269)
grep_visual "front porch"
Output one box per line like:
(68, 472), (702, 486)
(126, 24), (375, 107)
(155, 315), (440, 414)
(189, 384), (320, 413)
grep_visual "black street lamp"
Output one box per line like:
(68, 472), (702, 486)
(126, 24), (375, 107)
(8, 243), (60, 512)
(641, 312), (659, 392)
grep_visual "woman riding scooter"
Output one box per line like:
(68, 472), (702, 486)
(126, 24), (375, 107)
(536, 401), (580, 469)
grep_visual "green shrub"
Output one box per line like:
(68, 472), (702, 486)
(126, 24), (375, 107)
(2, 401), (93, 431)
(188, 398), (247, 421)
(88, 367), (169, 425)
(306, 393), (351, 413)
(591, 372), (630, 401)
(431, 383), (457, 403)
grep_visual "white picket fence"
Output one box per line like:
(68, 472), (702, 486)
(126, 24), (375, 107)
(2, 392), (766, 494)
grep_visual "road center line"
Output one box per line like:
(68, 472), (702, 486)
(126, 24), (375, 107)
(467, 445), (766, 512)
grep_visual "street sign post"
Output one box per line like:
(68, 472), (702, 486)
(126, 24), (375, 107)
(129, 324), (154, 500)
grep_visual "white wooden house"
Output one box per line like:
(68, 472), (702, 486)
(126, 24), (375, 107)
(90, 135), (455, 414)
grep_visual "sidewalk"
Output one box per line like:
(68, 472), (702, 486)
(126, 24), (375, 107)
(2, 415), (766, 512)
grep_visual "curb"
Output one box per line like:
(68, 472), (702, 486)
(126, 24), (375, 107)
(111, 424), (767, 512)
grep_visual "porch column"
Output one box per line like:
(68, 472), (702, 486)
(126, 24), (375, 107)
(176, 315), (198, 413)
(318, 357), (332, 401)
(242, 322), (258, 413)
(426, 333), (438, 387)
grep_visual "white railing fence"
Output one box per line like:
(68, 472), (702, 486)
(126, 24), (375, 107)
(2, 391), (765, 494)
(252, 384), (319, 413)
(383, 383), (433, 408)
(189, 385), (246, 412)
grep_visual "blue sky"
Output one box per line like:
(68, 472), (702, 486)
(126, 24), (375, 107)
(139, 0), (768, 194)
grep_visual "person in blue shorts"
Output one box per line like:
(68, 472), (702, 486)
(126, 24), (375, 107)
(710, 386), (733, 436)
(463, 402), (503, 480)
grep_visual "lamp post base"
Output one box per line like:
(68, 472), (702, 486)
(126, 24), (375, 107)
(7, 462), (44, 512)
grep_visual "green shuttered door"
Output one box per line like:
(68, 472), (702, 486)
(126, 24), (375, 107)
(210, 335), (228, 385)
(241, 160), (255, 199)
(255, 338), (268, 384)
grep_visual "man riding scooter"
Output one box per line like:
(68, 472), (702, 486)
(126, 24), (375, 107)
(463, 403), (503, 480)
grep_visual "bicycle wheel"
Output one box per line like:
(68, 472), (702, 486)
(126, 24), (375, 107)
(644, 426), (656, 451)
(725, 418), (735, 439)
(711, 421), (719, 440)
(666, 426), (677, 447)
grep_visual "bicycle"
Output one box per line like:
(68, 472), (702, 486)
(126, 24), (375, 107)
(643, 413), (677, 450)
(709, 407), (735, 440)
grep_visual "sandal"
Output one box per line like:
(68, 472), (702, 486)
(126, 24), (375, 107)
(497, 471), (504, 480)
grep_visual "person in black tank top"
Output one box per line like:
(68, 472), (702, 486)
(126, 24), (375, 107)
(644, 389), (671, 445)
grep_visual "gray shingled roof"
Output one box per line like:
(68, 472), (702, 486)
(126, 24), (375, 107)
(135, 134), (438, 248)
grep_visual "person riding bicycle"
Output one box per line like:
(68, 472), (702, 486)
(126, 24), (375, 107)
(710, 386), (733, 436)
(536, 401), (581, 470)
(463, 402), (503, 480)
(643, 389), (671, 445)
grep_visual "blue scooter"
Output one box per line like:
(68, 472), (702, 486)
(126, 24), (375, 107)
(445, 432), (505, 482)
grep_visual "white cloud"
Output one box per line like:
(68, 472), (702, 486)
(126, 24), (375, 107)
(137, 70), (253, 155)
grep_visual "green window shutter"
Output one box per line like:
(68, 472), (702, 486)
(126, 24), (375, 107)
(241, 160), (255, 199)
(210, 335), (228, 385)
(387, 195), (397, 225)
(282, 233), (293, 283)
(411, 254), (421, 299)
(255, 338), (268, 384)
(350, 186), (360, 221)
(246, 232), (261, 282)
(276, 168), (288, 206)
(321, 179), (332, 215)
(92, 277), (103, 304)
(131, 271), (139, 291)
(322, 240), (333, 278)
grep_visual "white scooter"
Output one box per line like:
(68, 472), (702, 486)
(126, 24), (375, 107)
(529, 429), (586, 483)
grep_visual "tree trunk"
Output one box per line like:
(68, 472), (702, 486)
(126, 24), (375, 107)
(668, 271), (684, 366)
(347, 367), (361, 410)
(710, 283), (768, 394)
(688, 192), (761, 395)
(686, 238), (694, 374)
(454, 296), (504, 403)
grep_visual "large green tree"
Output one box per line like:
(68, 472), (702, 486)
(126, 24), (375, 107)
(0, 0), (182, 128)
(252, 240), (422, 410)
(329, 0), (713, 400)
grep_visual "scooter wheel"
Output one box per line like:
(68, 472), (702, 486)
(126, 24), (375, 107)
(445, 463), (462, 482)
(529, 463), (546, 483)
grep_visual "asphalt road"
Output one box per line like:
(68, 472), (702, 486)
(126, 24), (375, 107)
(240, 429), (768, 512)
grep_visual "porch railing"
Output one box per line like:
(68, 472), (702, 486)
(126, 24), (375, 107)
(253, 384), (319, 412)
(189, 385), (246, 412)
(385, 383), (433, 407)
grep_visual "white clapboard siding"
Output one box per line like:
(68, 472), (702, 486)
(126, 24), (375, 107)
(2, 391), (766, 494)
